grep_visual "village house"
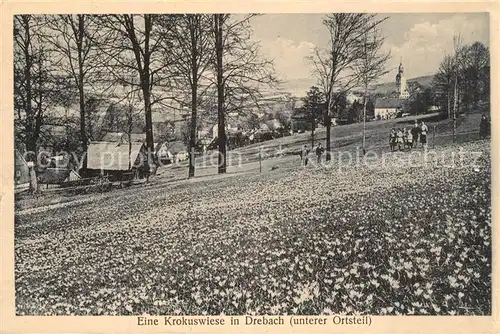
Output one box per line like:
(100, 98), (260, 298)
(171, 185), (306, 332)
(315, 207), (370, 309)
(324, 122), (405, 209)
(101, 132), (147, 143)
(155, 140), (188, 164)
(374, 98), (402, 119)
(84, 141), (150, 181)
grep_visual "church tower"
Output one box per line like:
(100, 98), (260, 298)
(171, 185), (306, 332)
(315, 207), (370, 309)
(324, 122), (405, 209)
(395, 59), (409, 99)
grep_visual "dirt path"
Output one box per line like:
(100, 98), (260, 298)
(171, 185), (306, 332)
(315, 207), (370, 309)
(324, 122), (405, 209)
(15, 158), (280, 216)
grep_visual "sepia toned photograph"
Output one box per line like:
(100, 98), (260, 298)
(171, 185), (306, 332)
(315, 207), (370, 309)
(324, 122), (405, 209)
(13, 12), (491, 318)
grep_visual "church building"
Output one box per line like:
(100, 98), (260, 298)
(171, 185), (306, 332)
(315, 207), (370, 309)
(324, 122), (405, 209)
(395, 60), (410, 100)
(374, 59), (410, 119)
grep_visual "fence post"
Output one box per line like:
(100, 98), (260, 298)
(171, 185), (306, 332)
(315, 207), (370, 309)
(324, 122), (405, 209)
(259, 146), (262, 173)
(432, 125), (436, 149)
(27, 161), (38, 194)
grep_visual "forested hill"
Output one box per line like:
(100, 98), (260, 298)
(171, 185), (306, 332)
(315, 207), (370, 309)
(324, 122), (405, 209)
(370, 74), (435, 95)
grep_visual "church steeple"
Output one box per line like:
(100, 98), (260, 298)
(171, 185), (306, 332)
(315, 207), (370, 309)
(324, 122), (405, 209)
(395, 57), (409, 100)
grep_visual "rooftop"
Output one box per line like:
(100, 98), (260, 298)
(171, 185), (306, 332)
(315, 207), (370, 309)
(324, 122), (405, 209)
(86, 141), (145, 171)
(375, 98), (402, 109)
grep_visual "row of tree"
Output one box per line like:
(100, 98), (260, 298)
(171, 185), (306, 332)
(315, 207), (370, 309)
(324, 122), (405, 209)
(14, 14), (278, 179)
(215, 14), (393, 157)
(309, 14), (391, 157)
(293, 85), (380, 147)
(433, 37), (490, 119)
(397, 38), (490, 133)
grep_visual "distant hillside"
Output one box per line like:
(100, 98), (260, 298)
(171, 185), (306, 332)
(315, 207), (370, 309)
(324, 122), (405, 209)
(409, 74), (435, 87)
(370, 74), (435, 95)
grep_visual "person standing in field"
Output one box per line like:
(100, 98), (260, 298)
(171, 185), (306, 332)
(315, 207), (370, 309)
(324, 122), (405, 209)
(479, 114), (490, 139)
(302, 145), (310, 166)
(406, 128), (413, 150)
(389, 128), (397, 152)
(316, 143), (325, 164)
(396, 128), (404, 151)
(411, 121), (420, 148)
(402, 127), (408, 146)
(420, 121), (429, 149)
(305, 145), (311, 166)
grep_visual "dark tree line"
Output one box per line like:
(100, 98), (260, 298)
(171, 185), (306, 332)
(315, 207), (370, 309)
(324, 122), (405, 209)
(14, 14), (277, 181)
(433, 39), (490, 117)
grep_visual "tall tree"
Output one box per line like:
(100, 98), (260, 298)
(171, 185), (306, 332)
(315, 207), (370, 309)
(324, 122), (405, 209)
(14, 15), (60, 192)
(451, 34), (464, 142)
(97, 14), (177, 170)
(168, 14), (214, 178)
(274, 109), (292, 135)
(435, 38), (490, 123)
(123, 86), (143, 170)
(404, 87), (433, 115)
(14, 15), (37, 159)
(246, 112), (261, 132)
(214, 14), (226, 174)
(212, 14), (278, 174)
(310, 14), (386, 161)
(84, 96), (107, 141)
(433, 54), (456, 118)
(301, 86), (325, 147)
(43, 15), (103, 172)
(14, 15), (57, 161)
(456, 41), (490, 110)
(354, 27), (390, 155)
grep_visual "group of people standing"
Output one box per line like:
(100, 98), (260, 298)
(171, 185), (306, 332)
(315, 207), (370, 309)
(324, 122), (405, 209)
(390, 120), (429, 151)
(298, 115), (489, 167)
(301, 142), (325, 166)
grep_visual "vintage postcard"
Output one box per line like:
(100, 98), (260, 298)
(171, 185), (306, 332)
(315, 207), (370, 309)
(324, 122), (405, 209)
(1, 0), (498, 333)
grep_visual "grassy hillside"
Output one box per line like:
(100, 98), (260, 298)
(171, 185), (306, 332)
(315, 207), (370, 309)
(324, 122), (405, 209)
(150, 111), (485, 179)
(15, 97), (491, 315)
(14, 111), (486, 211)
(15, 139), (491, 315)
(206, 111), (484, 167)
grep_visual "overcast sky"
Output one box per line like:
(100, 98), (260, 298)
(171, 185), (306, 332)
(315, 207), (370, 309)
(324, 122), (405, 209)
(248, 13), (490, 96)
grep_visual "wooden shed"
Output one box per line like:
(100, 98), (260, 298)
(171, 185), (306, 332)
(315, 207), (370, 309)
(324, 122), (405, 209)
(84, 141), (150, 181)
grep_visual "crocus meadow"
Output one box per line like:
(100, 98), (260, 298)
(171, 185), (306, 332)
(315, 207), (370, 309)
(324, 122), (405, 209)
(15, 141), (491, 315)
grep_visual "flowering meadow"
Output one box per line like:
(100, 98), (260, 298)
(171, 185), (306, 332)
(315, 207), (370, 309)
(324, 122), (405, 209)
(15, 141), (491, 315)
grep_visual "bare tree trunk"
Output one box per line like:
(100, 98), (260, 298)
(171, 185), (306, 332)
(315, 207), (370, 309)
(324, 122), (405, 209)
(453, 76), (458, 143)
(188, 79), (197, 177)
(78, 76), (87, 166)
(33, 46), (45, 172)
(447, 89), (451, 119)
(76, 15), (88, 174)
(310, 104), (315, 148)
(128, 105), (133, 170)
(188, 20), (198, 178)
(325, 96), (332, 161)
(311, 118), (315, 148)
(362, 84), (368, 156)
(143, 16), (154, 158)
(142, 74), (154, 160)
(22, 16), (34, 161)
(143, 88), (154, 149)
(32, 45), (43, 194)
(124, 14), (155, 169)
(215, 14), (226, 174)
